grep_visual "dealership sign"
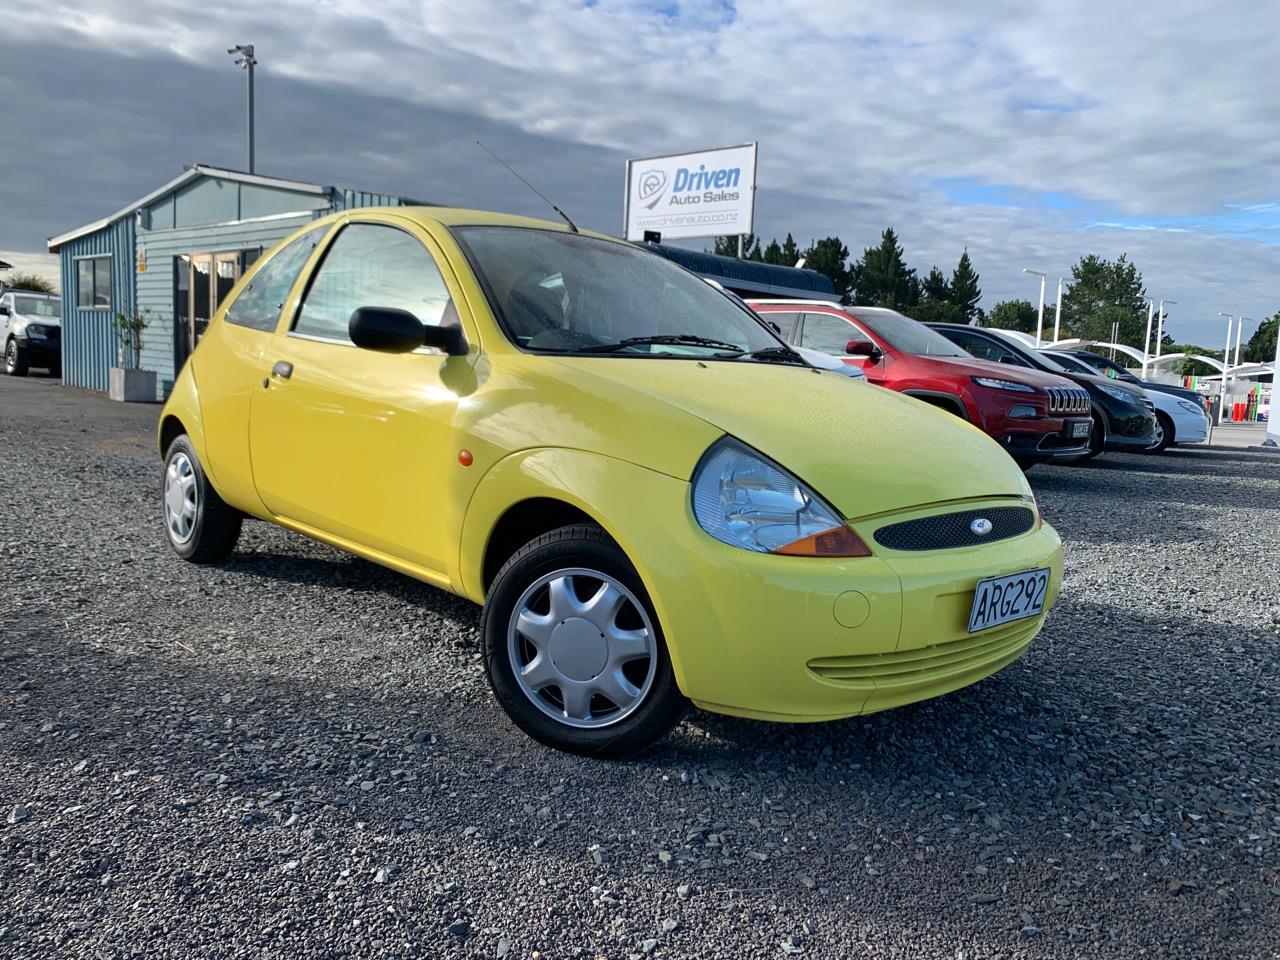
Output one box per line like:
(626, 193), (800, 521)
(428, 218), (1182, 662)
(624, 143), (757, 242)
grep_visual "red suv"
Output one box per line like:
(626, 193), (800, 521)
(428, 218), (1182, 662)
(748, 300), (1093, 468)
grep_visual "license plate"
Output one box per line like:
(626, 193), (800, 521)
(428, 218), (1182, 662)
(1070, 421), (1091, 438)
(968, 568), (1050, 633)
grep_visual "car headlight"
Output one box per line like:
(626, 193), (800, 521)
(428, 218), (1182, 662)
(972, 376), (1037, 394)
(1176, 399), (1205, 416)
(1097, 383), (1139, 403)
(691, 437), (870, 557)
(26, 324), (48, 339)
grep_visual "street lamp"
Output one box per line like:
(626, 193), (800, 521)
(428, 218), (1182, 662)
(1023, 268), (1046, 345)
(1217, 312), (1233, 424)
(227, 44), (257, 173)
(1233, 316), (1254, 369)
(1052, 276), (1063, 343)
(1153, 298), (1176, 360)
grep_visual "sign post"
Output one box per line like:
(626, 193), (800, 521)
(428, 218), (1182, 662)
(624, 143), (757, 244)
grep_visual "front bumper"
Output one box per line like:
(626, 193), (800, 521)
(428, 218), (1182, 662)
(998, 417), (1092, 462)
(1103, 406), (1156, 447)
(16, 335), (60, 366)
(1170, 410), (1209, 444)
(623, 480), (1064, 722)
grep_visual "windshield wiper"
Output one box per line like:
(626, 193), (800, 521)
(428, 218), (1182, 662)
(574, 334), (747, 354)
(737, 345), (809, 366)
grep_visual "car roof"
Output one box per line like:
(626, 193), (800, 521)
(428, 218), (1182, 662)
(327, 205), (595, 237)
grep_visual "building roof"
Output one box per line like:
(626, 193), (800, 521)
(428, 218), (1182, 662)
(639, 243), (839, 300)
(47, 164), (425, 252)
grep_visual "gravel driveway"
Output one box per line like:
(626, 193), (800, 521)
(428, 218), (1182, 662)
(1, 374), (1277, 959)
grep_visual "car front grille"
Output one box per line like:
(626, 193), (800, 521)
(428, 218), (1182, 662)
(1045, 386), (1090, 415)
(807, 619), (1039, 692)
(874, 506), (1036, 552)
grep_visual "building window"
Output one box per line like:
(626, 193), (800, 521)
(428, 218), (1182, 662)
(75, 256), (113, 310)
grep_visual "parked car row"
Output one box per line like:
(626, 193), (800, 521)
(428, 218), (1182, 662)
(156, 207), (1066, 756)
(746, 299), (1209, 468)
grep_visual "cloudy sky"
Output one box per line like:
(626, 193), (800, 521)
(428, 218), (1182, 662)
(2, 0), (1276, 345)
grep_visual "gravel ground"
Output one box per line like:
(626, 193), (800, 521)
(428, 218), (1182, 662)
(1, 373), (1277, 960)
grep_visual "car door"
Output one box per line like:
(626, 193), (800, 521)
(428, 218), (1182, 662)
(799, 312), (884, 382)
(248, 216), (475, 582)
(193, 226), (328, 511)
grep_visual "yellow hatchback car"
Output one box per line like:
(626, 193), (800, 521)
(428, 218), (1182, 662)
(158, 207), (1063, 756)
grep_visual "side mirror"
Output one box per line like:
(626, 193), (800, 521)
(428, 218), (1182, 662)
(349, 306), (467, 356)
(846, 340), (882, 360)
(0, 306), (9, 316)
(768, 321), (782, 335)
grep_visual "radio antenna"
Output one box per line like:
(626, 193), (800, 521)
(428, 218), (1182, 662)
(476, 140), (578, 233)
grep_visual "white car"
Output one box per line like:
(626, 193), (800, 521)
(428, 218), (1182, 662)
(1043, 350), (1208, 452)
(1, 290), (62, 377)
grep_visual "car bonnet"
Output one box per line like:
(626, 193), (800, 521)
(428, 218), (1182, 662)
(544, 356), (1030, 520)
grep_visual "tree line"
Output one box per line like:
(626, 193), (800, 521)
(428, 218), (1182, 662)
(712, 229), (1278, 372)
(711, 228), (981, 324)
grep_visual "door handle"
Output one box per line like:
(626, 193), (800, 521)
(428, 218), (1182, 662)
(271, 361), (293, 380)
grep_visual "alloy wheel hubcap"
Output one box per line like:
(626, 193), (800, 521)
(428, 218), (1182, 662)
(1150, 421), (1164, 448)
(163, 452), (199, 544)
(508, 567), (657, 729)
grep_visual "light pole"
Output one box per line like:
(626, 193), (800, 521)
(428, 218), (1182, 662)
(1052, 276), (1063, 343)
(227, 44), (257, 173)
(1217, 312), (1233, 424)
(1153, 298), (1176, 360)
(1233, 316), (1254, 369)
(1023, 268), (1046, 345)
(1142, 300), (1155, 377)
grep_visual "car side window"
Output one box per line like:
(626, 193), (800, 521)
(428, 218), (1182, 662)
(224, 228), (325, 333)
(950, 332), (1002, 362)
(763, 311), (800, 341)
(801, 312), (864, 355)
(294, 223), (452, 344)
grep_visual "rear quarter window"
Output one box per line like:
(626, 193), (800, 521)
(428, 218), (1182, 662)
(224, 228), (326, 333)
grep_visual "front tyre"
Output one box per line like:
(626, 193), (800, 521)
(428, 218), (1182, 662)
(162, 435), (242, 563)
(4, 338), (28, 376)
(1145, 412), (1174, 453)
(482, 524), (686, 757)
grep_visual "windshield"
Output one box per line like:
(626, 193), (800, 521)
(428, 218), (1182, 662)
(1043, 352), (1097, 375)
(850, 307), (968, 357)
(1076, 353), (1140, 382)
(14, 297), (60, 318)
(453, 227), (782, 357)
(987, 332), (1072, 373)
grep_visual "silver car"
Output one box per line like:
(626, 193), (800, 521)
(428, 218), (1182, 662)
(1, 290), (62, 376)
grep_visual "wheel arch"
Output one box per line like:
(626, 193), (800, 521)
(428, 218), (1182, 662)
(456, 447), (682, 606)
(481, 497), (605, 593)
(902, 389), (969, 420)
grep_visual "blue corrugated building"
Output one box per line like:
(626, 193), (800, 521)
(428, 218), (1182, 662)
(47, 164), (420, 399)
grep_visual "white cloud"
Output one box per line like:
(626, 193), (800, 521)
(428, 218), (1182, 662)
(2, 0), (1276, 341)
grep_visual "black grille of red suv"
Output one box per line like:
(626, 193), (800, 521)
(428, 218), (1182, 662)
(1045, 387), (1090, 415)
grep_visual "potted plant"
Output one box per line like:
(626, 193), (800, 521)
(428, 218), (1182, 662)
(109, 309), (156, 402)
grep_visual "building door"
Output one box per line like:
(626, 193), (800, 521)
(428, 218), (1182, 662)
(176, 250), (260, 368)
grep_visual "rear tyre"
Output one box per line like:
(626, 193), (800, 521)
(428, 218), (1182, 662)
(482, 524), (686, 757)
(1145, 412), (1174, 454)
(162, 435), (242, 563)
(4, 338), (28, 377)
